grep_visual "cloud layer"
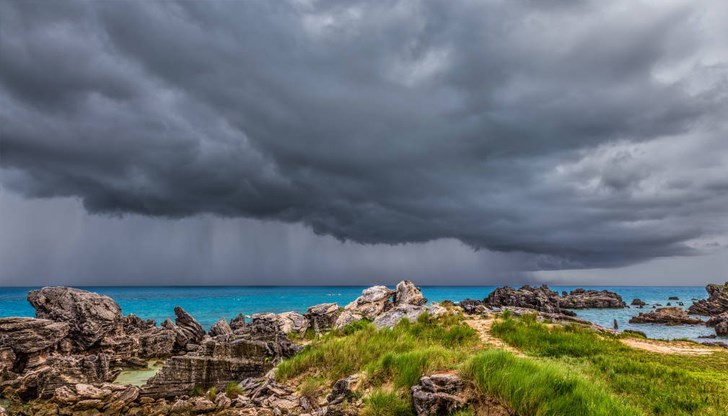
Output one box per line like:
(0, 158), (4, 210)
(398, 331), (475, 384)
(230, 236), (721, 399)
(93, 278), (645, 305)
(2, 0), (728, 271)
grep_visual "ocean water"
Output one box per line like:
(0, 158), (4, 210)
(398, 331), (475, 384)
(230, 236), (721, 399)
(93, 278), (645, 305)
(0, 285), (718, 341)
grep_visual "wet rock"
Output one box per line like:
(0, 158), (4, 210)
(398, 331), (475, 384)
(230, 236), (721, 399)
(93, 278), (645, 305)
(373, 305), (427, 329)
(706, 312), (728, 336)
(559, 288), (626, 309)
(631, 298), (646, 307)
(485, 285), (575, 316)
(669, 296), (679, 301)
(0, 318), (69, 355)
(209, 318), (234, 337)
(344, 286), (393, 319)
(394, 280), (427, 306)
(411, 373), (467, 416)
(172, 306), (206, 348)
(334, 310), (365, 330)
(688, 282), (728, 316)
(305, 303), (340, 334)
(230, 313), (247, 333)
(458, 299), (487, 315)
(629, 307), (703, 325)
(27, 287), (122, 350)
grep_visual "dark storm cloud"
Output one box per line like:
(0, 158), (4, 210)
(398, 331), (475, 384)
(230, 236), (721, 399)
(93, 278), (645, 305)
(1, 0), (727, 270)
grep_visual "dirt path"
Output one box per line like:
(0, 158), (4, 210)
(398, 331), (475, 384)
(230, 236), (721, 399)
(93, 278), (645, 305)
(465, 316), (524, 356)
(621, 338), (721, 355)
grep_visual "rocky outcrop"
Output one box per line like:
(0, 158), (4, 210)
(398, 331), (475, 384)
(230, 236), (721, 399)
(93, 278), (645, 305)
(0, 318), (69, 355)
(138, 327), (176, 358)
(345, 286), (393, 318)
(277, 312), (309, 335)
(458, 299), (488, 315)
(559, 289), (626, 309)
(631, 298), (646, 307)
(688, 282), (728, 316)
(327, 374), (360, 406)
(707, 312), (728, 336)
(485, 285), (575, 316)
(373, 305), (427, 329)
(334, 310), (365, 329)
(208, 318), (233, 337)
(305, 303), (340, 333)
(230, 313), (247, 332)
(172, 306), (206, 349)
(394, 280), (427, 306)
(52, 383), (140, 414)
(411, 373), (468, 416)
(629, 307), (703, 325)
(27, 287), (122, 350)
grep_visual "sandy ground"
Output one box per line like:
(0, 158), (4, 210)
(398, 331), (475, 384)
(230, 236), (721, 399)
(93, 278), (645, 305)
(621, 338), (721, 355)
(464, 315), (523, 356)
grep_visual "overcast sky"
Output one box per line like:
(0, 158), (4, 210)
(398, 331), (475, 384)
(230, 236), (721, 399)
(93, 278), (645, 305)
(1, 0), (727, 286)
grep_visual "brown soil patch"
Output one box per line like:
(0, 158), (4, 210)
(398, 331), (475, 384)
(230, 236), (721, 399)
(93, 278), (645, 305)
(621, 338), (720, 355)
(464, 316), (523, 356)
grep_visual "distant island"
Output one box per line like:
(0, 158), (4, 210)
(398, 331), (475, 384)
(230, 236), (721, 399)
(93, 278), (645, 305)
(1, 281), (727, 415)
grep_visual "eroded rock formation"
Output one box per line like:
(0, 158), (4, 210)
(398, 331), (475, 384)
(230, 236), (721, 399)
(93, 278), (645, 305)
(689, 282), (728, 316)
(629, 307), (703, 325)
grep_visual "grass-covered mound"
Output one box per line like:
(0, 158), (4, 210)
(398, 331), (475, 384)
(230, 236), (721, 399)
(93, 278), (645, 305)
(491, 314), (728, 415)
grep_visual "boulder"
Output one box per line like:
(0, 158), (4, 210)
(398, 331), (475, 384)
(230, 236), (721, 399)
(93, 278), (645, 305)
(373, 305), (426, 329)
(277, 312), (309, 335)
(629, 307), (703, 325)
(334, 310), (365, 330)
(27, 287), (122, 350)
(327, 374), (360, 405)
(230, 313), (247, 332)
(394, 280), (427, 306)
(458, 299), (487, 315)
(411, 373), (467, 416)
(0, 318), (69, 355)
(688, 282), (728, 316)
(12, 353), (116, 399)
(631, 298), (646, 307)
(209, 318), (233, 337)
(172, 306), (206, 348)
(305, 303), (340, 333)
(559, 288), (626, 309)
(707, 312), (728, 336)
(344, 286), (393, 319)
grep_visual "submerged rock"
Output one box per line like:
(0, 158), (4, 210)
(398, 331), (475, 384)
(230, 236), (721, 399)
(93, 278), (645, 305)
(411, 373), (467, 416)
(27, 287), (122, 350)
(688, 282), (728, 316)
(559, 288), (626, 309)
(394, 280), (427, 306)
(631, 298), (646, 307)
(629, 307), (703, 326)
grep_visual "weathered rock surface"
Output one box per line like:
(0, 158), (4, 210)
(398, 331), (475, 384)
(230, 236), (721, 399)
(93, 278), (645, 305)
(485, 285), (575, 316)
(172, 306), (206, 348)
(230, 313), (247, 332)
(559, 288), (626, 309)
(458, 299), (488, 315)
(209, 318), (233, 337)
(27, 287), (122, 350)
(689, 282), (728, 316)
(305, 303), (340, 333)
(277, 312), (309, 335)
(138, 327), (176, 358)
(327, 374), (360, 406)
(334, 310), (365, 329)
(411, 373), (467, 416)
(345, 286), (393, 319)
(394, 280), (427, 306)
(0, 318), (69, 355)
(629, 307), (703, 325)
(373, 305), (427, 329)
(707, 312), (728, 336)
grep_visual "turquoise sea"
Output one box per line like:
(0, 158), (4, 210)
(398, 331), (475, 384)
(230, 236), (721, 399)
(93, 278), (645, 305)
(0, 286), (718, 341)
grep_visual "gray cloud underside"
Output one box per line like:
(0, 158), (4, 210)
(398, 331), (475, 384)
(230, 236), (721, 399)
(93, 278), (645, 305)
(1, 0), (728, 270)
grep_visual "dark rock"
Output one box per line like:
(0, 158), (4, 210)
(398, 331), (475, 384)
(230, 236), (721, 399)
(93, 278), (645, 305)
(305, 303), (340, 333)
(27, 287), (122, 350)
(559, 288), (626, 309)
(208, 318), (233, 337)
(172, 306), (206, 348)
(669, 296), (679, 301)
(327, 374), (360, 405)
(411, 373), (467, 416)
(629, 307), (703, 325)
(702, 341), (728, 348)
(689, 282), (728, 316)
(138, 328), (176, 358)
(229, 313), (246, 332)
(0, 318), (69, 355)
(458, 299), (488, 315)
(394, 280), (427, 306)
(344, 286), (393, 319)
(485, 285), (575, 316)
(706, 312), (728, 336)
(631, 298), (646, 307)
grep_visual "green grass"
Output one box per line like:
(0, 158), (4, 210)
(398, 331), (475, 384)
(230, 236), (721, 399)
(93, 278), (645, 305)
(491, 315), (728, 415)
(362, 389), (415, 416)
(224, 381), (244, 399)
(464, 350), (640, 416)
